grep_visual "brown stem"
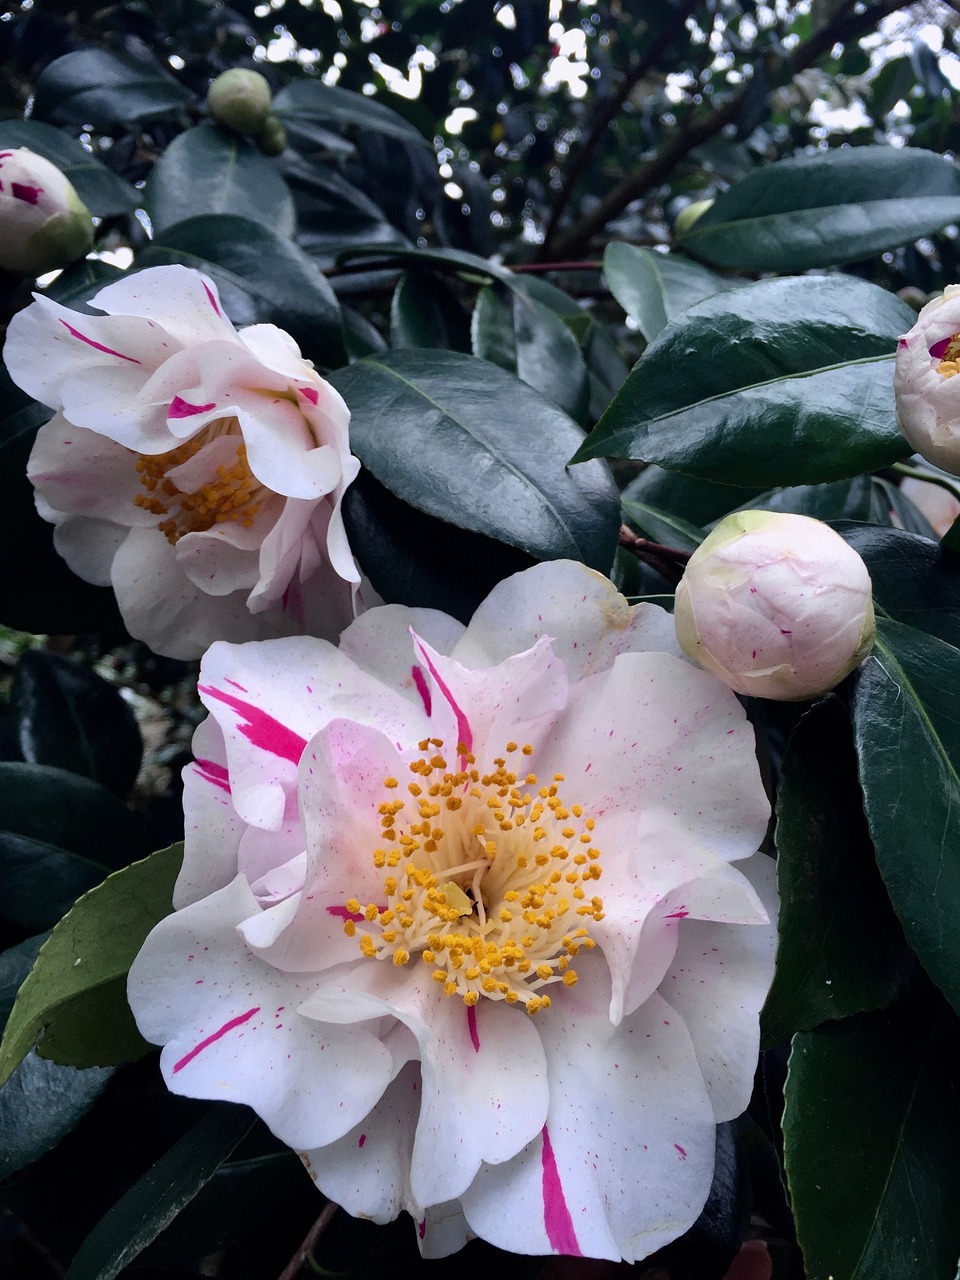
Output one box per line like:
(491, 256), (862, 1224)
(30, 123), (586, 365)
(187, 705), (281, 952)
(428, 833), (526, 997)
(619, 524), (692, 584)
(546, 0), (914, 259)
(509, 260), (602, 273)
(540, 0), (702, 256)
(277, 1200), (339, 1280)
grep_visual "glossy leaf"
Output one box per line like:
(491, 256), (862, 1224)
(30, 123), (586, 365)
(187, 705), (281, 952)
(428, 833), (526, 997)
(621, 498), (704, 551)
(137, 214), (345, 367)
(0, 834), (107, 934)
(745, 476), (879, 524)
(621, 465), (761, 527)
(0, 120), (139, 216)
(680, 145), (960, 272)
(32, 48), (192, 130)
(65, 1102), (255, 1280)
(0, 1052), (112, 1179)
(603, 242), (729, 342)
(0, 842), (183, 1084)
(851, 620), (960, 1014)
(0, 763), (146, 870)
(391, 270), (472, 353)
(784, 996), (960, 1280)
(330, 350), (620, 571)
(273, 80), (429, 147)
(762, 697), (909, 1048)
(144, 123), (295, 238)
(12, 650), (142, 798)
(575, 276), (915, 486)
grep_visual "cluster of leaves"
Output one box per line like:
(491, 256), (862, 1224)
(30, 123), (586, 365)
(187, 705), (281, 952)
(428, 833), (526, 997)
(4, 0), (960, 1278)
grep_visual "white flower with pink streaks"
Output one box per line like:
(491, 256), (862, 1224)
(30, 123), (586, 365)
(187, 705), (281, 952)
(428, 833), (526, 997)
(895, 284), (960, 475)
(128, 560), (776, 1262)
(3, 265), (360, 657)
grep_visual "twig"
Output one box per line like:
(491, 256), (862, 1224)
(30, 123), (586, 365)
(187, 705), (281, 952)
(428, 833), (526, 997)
(546, 0), (915, 259)
(892, 461), (960, 506)
(619, 524), (692, 584)
(509, 260), (602, 273)
(277, 1200), (339, 1280)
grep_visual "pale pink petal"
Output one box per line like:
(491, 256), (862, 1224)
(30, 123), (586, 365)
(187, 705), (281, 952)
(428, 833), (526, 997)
(176, 716), (247, 909)
(28, 416), (150, 526)
(91, 266), (238, 346)
(339, 605), (465, 697)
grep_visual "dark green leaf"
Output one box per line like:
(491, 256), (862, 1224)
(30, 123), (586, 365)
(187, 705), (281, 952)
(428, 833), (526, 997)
(762, 697), (910, 1048)
(0, 935), (47, 1032)
(144, 122), (295, 238)
(336, 243), (508, 280)
(745, 476), (878, 524)
(472, 284), (517, 368)
(0, 833), (107, 933)
(582, 319), (630, 424)
(137, 215), (345, 367)
(680, 146), (960, 272)
(274, 80), (429, 147)
(33, 48), (192, 130)
(0, 1052), (112, 1178)
(621, 465), (761, 527)
(330, 350), (620, 572)
(65, 1102), (255, 1280)
(0, 120), (139, 216)
(784, 995), (960, 1280)
(575, 277), (915, 486)
(0, 842), (183, 1084)
(876, 477), (939, 540)
(0, 763), (146, 870)
(12, 650), (142, 798)
(851, 620), (960, 1014)
(603, 242), (729, 342)
(391, 270), (472, 352)
(621, 498), (704, 551)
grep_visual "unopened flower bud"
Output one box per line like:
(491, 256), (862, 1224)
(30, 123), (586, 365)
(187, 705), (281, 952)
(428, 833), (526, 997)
(674, 511), (875, 701)
(894, 284), (960, 475)
(675, 198), (713, 238)
(0, 148), (94, 276)
(206, 69), (273, 136)
(255, 112), (287, 156)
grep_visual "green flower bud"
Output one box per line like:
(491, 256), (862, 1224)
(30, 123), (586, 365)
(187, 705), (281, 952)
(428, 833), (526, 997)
(256, 113), (288, 157)
(206, 69), (273, 136)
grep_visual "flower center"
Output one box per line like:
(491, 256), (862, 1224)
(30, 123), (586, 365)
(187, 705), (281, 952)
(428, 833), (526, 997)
(342, 739), (605, 1015)
(935, 332), (960, 377)
(133, 418), (267, 545)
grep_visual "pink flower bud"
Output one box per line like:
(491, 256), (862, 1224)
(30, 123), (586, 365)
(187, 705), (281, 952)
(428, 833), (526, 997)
(894, 284), (960, 474)
(0, 148), (94, 275)
(674, 511), (875, 701)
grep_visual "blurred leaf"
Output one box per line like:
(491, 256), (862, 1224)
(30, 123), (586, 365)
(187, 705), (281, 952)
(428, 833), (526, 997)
(762, 697), (910, 1048)
(582, 319), (630, 423)
(137, 214), (345, 367)
(0, 842), (183, 1085)
(851, 620), (960, 1015)
(0, 763), (146, 870)
(274, 80), (429, 147)
(145, 122), (295, 238)
(65, 1101), (255, 1280)
(12, 650), (142, 798)
(0, 120), (139, 216)
(784, 995), (960, 1280)
(576, 277), (915, 485)
(680, 146), (960, 272)
(330, 350), (620, 572)
(0, 1051), (112, 1179)
(603, 243), (729, 342)
(0, 833), (107, 933)
(621, 498), (704, 550)
(337, 243), (507, 280)
(391, 270), (472, 352)
(32, 47), (192, 129)
(0, 935), (47, 1032)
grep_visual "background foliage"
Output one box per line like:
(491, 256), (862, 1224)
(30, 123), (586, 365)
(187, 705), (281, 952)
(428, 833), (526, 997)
(4, 0), (960, 1277)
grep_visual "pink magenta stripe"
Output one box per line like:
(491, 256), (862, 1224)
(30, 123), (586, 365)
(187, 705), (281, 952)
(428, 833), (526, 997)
(203, 281), (223, 316)
(172, 1006), (260, 1073)
(541, 1126), (581, 1256)
(467, 1005), (480, 1052)
(299, 386), (319, 405)
(194, 758), (231, 793)
(169, 395), (216, 418)
(58, 319), (141, 364)
(327, 905), (364, 923)
(930, 337), (950, 358)
(414, 641), (472, 755)
(411, 665), (432, 716)
(198, 685), (307, 766)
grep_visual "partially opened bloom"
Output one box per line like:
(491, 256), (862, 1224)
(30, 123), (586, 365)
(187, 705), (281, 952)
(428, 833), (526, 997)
(128, 560), (775, 1261)
(3, 265), (360, 657)
(0, 148), (94, 276)
(895, 284), (960, 474)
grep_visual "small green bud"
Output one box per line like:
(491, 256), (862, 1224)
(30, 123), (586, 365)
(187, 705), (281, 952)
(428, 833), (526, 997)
(674, 198), (713, 238)
(206, 69), (273, 136)
(256, 113), (288, 157)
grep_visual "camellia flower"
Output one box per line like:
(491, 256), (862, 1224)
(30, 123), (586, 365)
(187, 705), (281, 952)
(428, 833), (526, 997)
(3, 265), (360, 658)
(128, 559), (776, 1261)
(0, 147), (94, 276)
(674, 511), (875, 701)
(895, 283), (960, 474)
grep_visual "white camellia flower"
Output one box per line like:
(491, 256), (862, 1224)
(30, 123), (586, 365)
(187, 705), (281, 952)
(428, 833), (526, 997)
(128, 559), (776, 1262)
(895, 283), (960, 475)
(675, 511), (875, 702)
(3, 265), (360, 658)
(0, 147), (94, 276)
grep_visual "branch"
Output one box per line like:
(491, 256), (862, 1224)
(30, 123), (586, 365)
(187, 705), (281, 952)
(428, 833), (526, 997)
(540, 0), (702, 254)
(277, 1201), (339, 1280)
(546, 0), (915, 259)
(619, 524), (692, 584)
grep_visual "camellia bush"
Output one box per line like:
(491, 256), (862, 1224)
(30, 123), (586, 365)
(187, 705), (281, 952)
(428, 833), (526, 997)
(5, 2), (960, 1279)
